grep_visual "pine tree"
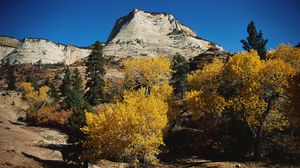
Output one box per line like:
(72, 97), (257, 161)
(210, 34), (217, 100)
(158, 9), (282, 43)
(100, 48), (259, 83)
(171, 53), (190, 98)
(241, 21), (268, 60)
(44, 78), (60, 102)
(85, 41), (106, 105)
(72, 68), (83, 94)
(6, 60), (16, 90)
(66, 68), (91, 142)
(59, 66), (72, 97)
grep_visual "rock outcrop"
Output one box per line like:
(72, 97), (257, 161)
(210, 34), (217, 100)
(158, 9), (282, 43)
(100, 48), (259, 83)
(1, 38), (91, 65)
(103, 9), (223, 59)
(189, 50), (231, 71)
(0, 36), (20, 60)
(1, 9), (226, 64)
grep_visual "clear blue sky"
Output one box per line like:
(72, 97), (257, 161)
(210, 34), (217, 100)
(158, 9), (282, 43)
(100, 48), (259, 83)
(0, 0), (299, 52)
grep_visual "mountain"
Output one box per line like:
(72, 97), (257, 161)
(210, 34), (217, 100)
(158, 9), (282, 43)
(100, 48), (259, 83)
(0, 37), (91, 65)
(0, 36), (19, 60)
(103, 9), (223, 59)
(0, 9), (225, 64)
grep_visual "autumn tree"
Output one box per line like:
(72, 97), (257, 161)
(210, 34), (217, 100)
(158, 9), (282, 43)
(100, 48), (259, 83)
(82, 85), (171, 165)
(241, 21), (268, 60)
(186, 50), (294, 158)
(20, 82), (50, 121)
(82, 56), (174, 165)
(268, 44), (300, 135)
(26, 74), (39, 90)
(171, 53), (190, 98)
(85, 41), (106, 105)
(122, 56), (173, 92)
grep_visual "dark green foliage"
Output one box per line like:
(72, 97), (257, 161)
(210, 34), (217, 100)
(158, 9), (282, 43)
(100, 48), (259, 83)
(72, 68), (84, 95)
(66, 90), (91, 131)
(25, 74), (39, 90)
(44, 78), (60, 102)
(6, 60), (16, 90)
(85, 41), (106, 105)
(59, 66), (72, 97)
(60, 67), (91, 141)
(171, 53), (190, 98)
(241, 21), (268, 60)
(0, 59), (5, 79)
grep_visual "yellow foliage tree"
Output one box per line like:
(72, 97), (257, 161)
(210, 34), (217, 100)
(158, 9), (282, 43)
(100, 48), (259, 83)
(81, 86), (169, 165)
(122, 56), (173, 89)
(268, 44), (300, 133)
(20, 82), (50, 121)
(186, 50), (295, 157)
(82, 56), (174, 165)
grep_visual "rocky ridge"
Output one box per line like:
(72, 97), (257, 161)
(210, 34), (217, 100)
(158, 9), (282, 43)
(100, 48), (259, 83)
(0, 37), (91, 65)
(0, 9), (226, 64)
(103, 9), (223, 59)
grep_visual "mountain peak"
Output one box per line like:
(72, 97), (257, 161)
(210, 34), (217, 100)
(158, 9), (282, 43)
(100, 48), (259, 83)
(103, 9), (222, 59)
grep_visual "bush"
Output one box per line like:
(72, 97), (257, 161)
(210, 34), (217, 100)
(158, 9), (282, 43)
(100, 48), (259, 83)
(36, 104), (71, 127)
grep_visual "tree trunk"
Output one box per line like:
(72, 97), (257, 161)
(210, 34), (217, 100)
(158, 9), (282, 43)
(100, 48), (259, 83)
(253, 130), (262, 159)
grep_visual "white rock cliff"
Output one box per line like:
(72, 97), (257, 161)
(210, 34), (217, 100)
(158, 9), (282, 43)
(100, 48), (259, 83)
(0, 9), (224, 64)
(103, 9), (223, 59)
(1, 38), (91, 65)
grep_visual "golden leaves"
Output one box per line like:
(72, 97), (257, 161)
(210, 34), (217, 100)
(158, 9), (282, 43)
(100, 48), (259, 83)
(122, 56), (173, 88)
(82, 86), (169, 164)
(185, 48), (295, 133)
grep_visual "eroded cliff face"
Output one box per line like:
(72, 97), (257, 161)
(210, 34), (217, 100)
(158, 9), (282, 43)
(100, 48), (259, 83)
(2, 38), (91, 65)
(103, 9), (223, 59)
(0, 36), (20, 60)
(1, 9), (226, 65)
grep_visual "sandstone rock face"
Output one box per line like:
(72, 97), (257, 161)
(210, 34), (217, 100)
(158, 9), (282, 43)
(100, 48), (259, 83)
(103, 9), (223, 59)
(189, 50), (231, 70)
(2, 38), (91, 65)
(0, 36), (20, 60)
(0, 46), (15, 60)
(0, 36), (19, 47)
(1, 9), (225, 64)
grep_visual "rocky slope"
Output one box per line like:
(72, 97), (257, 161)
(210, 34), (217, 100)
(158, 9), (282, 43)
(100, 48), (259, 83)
(0, 36), (19, 60)
(1, 9), (225, 64)
(0, 37), (91, 65)
(103, 9), (223, 59)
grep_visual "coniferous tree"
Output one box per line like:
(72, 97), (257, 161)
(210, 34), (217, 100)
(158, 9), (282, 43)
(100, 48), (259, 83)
(72, 68), (83, 94)
(44, 78), (60, 102)
(171, 53), (190, 98)
(241, 21), (268, 60)
(85, 41), (106, 105)
(59, 66), (72, 97)
(66, 68), (91, 142)
(6, 60), (16, 90)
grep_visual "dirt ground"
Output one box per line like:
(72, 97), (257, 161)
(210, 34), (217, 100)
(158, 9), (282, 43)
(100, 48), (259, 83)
(0, 91), (298, 168)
